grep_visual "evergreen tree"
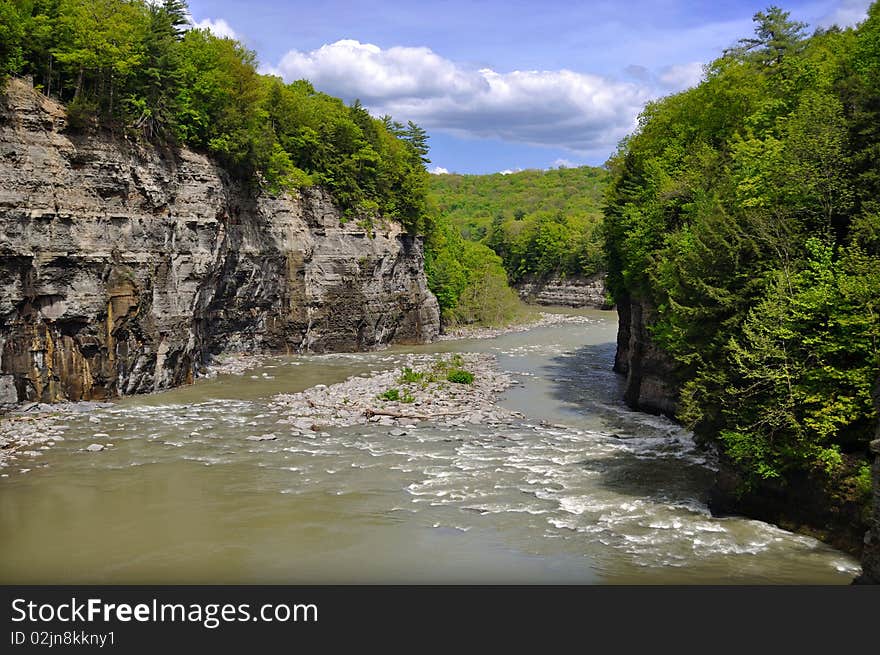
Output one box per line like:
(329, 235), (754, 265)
(729, 5), (807, 66)
(402, 120), (430, 164)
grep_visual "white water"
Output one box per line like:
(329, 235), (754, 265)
(0, 310), (860, 583)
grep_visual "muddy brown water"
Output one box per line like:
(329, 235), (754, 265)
(0, 309), (860, 583)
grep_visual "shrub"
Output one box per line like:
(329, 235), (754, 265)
(446, 369), (474, 384)
(399, 367), (427, 384)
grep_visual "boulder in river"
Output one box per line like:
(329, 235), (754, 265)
(246, 434), (278, 442)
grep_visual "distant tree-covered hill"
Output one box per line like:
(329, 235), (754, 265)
(429, 167), (609, 283)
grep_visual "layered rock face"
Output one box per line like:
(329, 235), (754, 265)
(515, 273), (611, 309)
(0, 78), (439, 404)
(612, 294), (678, 417)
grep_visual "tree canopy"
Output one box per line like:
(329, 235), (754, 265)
(604, 4), (880, 513)
(0, 0), (432, 233)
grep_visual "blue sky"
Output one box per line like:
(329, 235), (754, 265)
(186, 0), (874, 174)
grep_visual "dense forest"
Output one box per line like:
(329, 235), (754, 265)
(604, 5), (880, 528)
(430, 167), (608, 284)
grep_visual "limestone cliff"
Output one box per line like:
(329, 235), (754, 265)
(612, 294), (678, 417)
(0, 78), (440, 405)
(515, 273), (611, 309)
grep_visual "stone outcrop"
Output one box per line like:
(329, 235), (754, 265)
(515, 273), (611, 309)
(612, 293), (678, 417)
(0, 78), (440, 404)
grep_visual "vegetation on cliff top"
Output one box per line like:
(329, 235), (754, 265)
(604, 5), (880, 515)
(423, 214), (526, 327)
(0, 0), (431, 233)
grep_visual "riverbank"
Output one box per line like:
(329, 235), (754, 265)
(269, 352), (518, 433)
(0, 409), (65, 475)
(0, 401), (122, 472)
(439, 311), (598, 341)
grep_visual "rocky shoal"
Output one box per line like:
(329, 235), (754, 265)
(0, 402), (114, 473)
(268, 352), (520, 434)
(0, 351), (520, 468)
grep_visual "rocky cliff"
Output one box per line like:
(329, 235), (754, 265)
(515, 273), (611, 309)
(612, 294), (678, 417)
(0, 78), (440, 405)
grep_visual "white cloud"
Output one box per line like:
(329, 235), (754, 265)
(429, 166), (450, 175)
(272, 40), (650, 154)
(659, 61), (705, 91)
(190, 17), (238, 40)
(819, 0), (872, 28)
(553, 158), (578, 169)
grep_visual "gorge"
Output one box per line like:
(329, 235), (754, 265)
(1, 0), (879, 587)
(0, 73), (877, 583)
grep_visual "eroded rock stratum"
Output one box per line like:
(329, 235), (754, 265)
(0, 78), (440, 404)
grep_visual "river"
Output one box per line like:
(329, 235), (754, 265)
(0, 309), (860, 583)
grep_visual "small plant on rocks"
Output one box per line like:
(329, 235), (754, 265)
(379, 388), (401, 401)
(399, 367), (428, 384)
(446, 369), (474, 385)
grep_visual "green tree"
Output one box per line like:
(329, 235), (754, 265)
(401, 120), (430, 164)
(730, 5), (807, 67)
(53, 0), (148, 116)
(603, 3), (880, 530)
(428, 166), (609, 283)
(129, 0), (187, 140)
(0, 0), (25, 76)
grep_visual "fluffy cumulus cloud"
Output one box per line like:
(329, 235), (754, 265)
(190, 17), (238, 40)
(428, 166), (450, 175)
(271, 40), (651, 155)
(819, 0), (873, 28)
(659, 62), (705, 90)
